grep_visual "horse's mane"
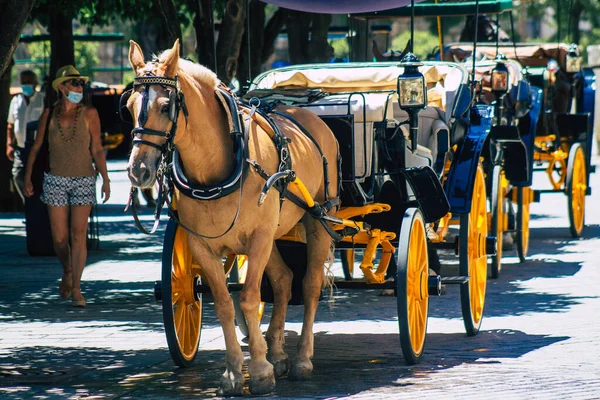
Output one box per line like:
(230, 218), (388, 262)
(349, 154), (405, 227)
(156, 49), (219, 90)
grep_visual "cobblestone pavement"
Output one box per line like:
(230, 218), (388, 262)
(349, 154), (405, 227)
(1, 157), (599, 400)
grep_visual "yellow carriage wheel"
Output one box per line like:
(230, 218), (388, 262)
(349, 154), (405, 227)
(396, 208), (429, 365)
(516, 186), (531, 262)
(162, 219), (202, 367)
(459, 163), (488, 336)
(232, 255), (265, 338)
(340, 249), (355, 280)
(566, 143), (586, 238)
(490, 165), (506, 279)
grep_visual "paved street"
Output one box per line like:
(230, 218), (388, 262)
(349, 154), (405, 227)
(1, 155), (599, 400)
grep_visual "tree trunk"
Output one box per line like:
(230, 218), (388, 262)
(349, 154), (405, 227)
(48, 9), (75, 106)
(288, 11), (333, 64)
(237, 1), (265, 91)
(307, 14), (332, 63)
(287, 11), (311, 64)
(216, 0), (246, 85)
(261, 7), (288, 65)
(194, 0), (216, 71)
(152, 0), (183, 53)
(0, 62), (19, 211)
(349, 18), (368, 62)
(0, 0), (35, 76)
(570, 0), (583, 44)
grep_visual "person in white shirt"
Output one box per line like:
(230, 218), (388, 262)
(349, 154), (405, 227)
(6, 70), (45, 203)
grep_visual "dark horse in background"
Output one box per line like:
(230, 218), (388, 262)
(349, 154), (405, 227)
(459, 14), (510, 43)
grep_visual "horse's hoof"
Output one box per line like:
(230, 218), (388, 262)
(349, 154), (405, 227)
(249, 371), (276, 395)
(288, 359), (313, 381)
(218, 371), (244, 396)
(270, 354), (290, 378)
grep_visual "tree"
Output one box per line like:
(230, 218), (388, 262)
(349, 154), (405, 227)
(215, 0), (247, 85)
(0, 0), (35, 76)
(0, 0), (35, 211)
(287, 10), (333, 64)
(237, 1), (288, 90)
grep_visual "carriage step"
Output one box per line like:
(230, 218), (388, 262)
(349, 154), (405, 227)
(440, 276), (470, 284)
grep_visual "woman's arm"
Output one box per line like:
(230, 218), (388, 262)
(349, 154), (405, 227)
(87, 107), (111, 203)
(23, 108), (50, 197)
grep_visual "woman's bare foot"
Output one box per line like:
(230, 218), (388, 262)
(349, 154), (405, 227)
(59, 268), (73, 298)
(71, 288), (86, 307)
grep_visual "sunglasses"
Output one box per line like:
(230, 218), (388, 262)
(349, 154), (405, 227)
(67, 79), (86, 87)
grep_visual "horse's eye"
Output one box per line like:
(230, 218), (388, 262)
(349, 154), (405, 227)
(161, 104), (169, 114)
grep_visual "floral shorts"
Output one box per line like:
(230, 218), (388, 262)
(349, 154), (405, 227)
(41, 173), (97, 207)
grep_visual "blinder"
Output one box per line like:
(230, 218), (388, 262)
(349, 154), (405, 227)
(129, 74), (187, 152)
(119, 89), (133, 124)
(169, 89), (177, 122)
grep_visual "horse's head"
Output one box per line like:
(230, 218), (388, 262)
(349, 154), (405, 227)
(125, 39), (182, 188)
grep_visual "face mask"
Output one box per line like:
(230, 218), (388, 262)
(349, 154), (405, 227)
(21, 85), (35, 97)
(66, 91), (83, 104)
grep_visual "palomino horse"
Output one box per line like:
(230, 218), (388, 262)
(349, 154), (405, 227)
(125, 40), (339, 395)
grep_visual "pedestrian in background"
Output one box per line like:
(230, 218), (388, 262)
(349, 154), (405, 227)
(23, 65), (111, 308)
(5, 70), (45, 203)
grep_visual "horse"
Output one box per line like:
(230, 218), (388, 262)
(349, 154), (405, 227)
(459, 14), (510, 43)
(372, 39), (411, 62)
(125, 39), (340, 395)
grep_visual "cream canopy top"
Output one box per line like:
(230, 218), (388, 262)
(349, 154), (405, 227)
(251, 62), (469, 110)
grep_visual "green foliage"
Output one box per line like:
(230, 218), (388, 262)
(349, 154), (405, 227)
(31, 0), (153, 27)
(74, 41), (100, 79)
(20, 28), (99, 81)
(391, 29), (440, 61)
(579, 28), (600, 65)
(331, 38), (349, 60)
(525, 0), (600, 40)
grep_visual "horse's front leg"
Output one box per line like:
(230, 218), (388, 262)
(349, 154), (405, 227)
(264, 244), (293, 378)
(289, 219), (331, 381)
(240, 232), (277, 394)
(198, 256), (244, 395)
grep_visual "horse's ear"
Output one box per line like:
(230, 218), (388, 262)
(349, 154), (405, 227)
(163, 39), (180, 78)
(129, 40), (145, 74)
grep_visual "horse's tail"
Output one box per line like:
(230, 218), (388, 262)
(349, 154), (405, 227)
(322, 239), (337, 302)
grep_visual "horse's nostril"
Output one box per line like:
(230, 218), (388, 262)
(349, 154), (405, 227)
(141, 167), (152, 183)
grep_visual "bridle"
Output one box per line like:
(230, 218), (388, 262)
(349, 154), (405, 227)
(122, 72), (188, 234)
(130, 73), (188, 152)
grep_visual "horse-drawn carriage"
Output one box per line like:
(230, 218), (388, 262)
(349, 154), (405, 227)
(435, 51), (541, 276)
(120, 0), (597, 395)
(444, 42), (595, 240)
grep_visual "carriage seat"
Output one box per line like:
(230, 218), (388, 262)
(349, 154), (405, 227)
(393, 105), (450, 171)
(301, 92), (394, 181)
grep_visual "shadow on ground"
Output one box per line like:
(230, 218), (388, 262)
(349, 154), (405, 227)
(0, 328), (568, 399)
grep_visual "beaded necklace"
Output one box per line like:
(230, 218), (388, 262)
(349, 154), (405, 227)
(57, 103), (82, 143)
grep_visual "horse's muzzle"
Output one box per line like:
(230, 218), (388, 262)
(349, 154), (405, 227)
(127, 161), (156, 188)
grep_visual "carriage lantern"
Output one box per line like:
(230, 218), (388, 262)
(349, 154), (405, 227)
(565, 44), (582, 74)
(397, 52), (427, 110)
(398, 53), (427, 153)
(491, 54), (509, 94)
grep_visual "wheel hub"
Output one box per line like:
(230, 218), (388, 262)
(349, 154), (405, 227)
(419, 270), (429, 301)
(181, 275), (197, 305)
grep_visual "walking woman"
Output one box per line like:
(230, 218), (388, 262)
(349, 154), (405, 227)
(24, 65), (111, 307)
